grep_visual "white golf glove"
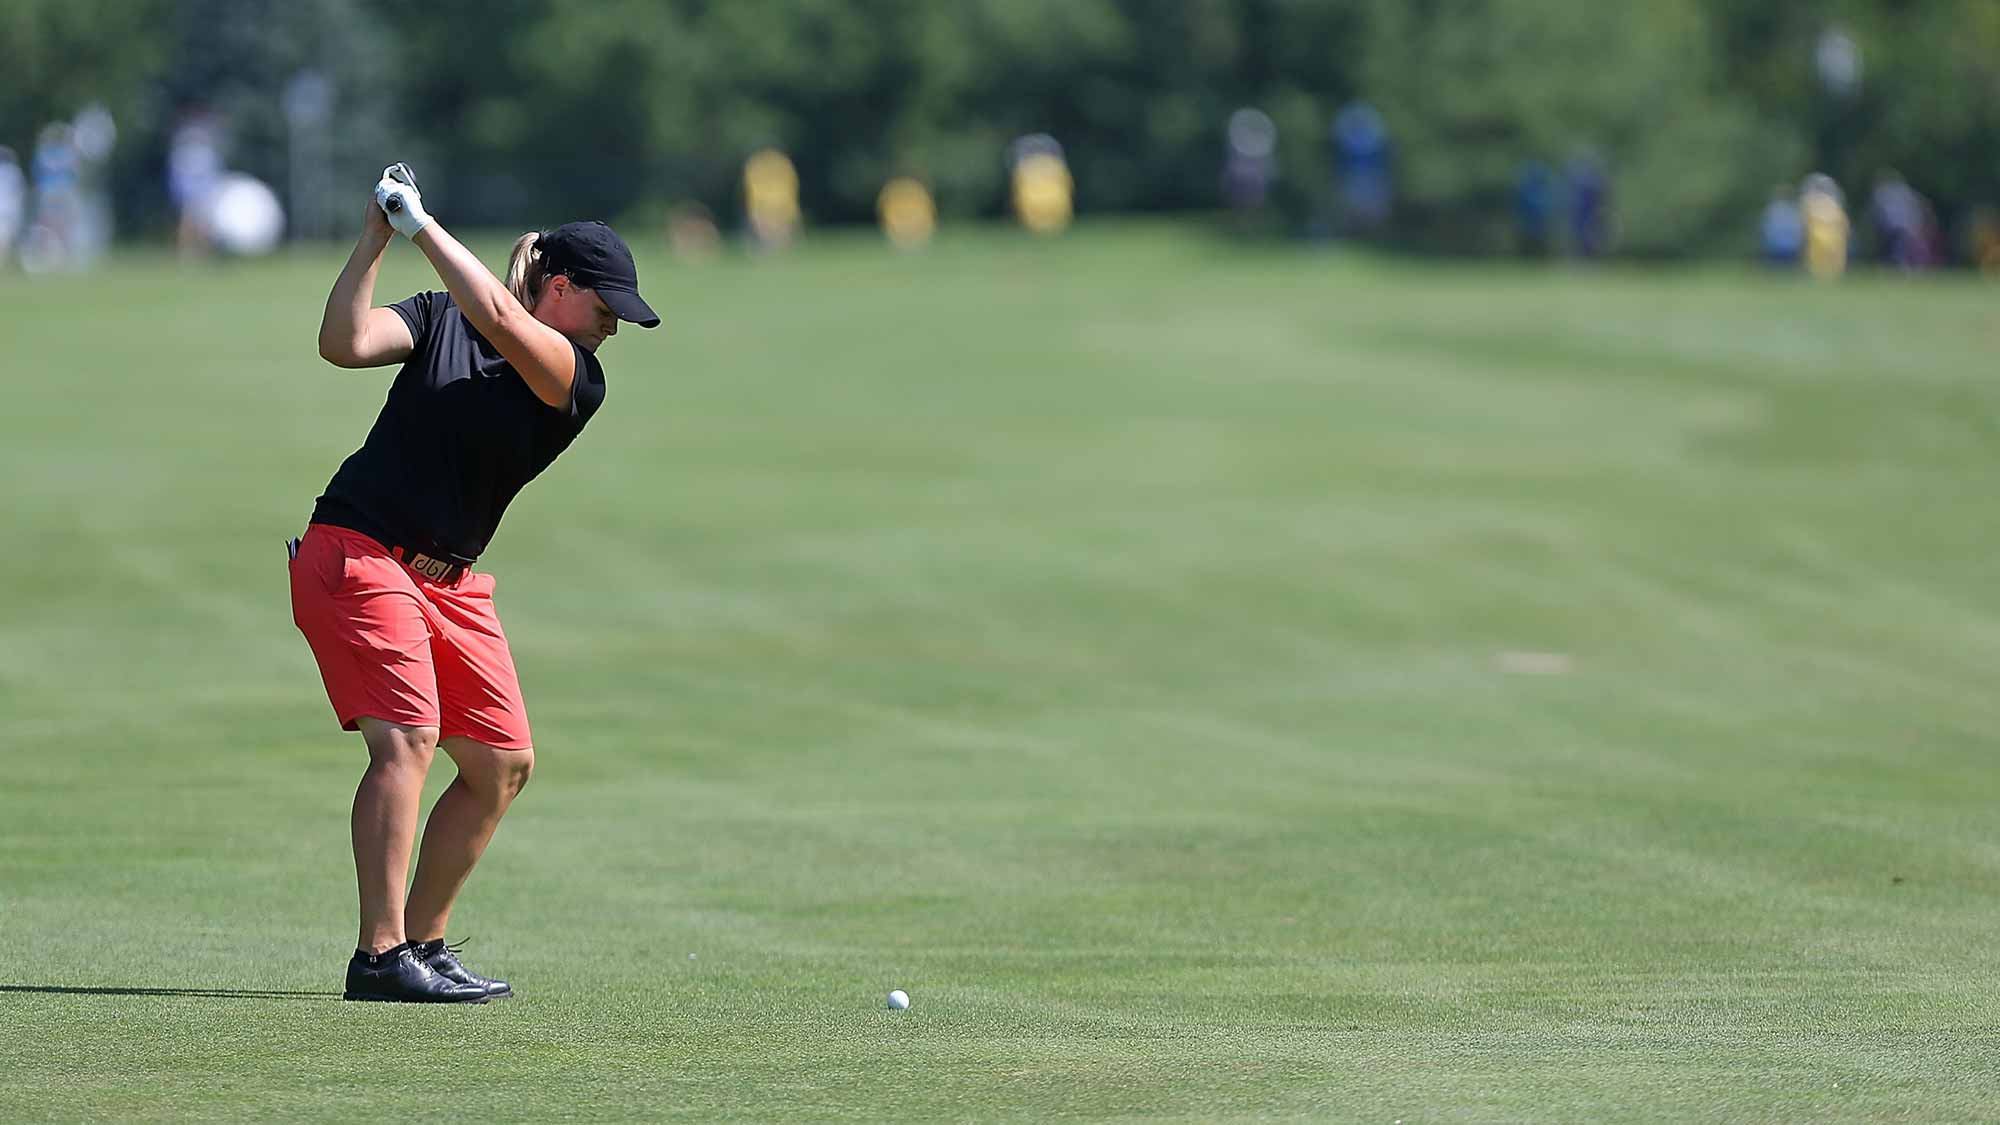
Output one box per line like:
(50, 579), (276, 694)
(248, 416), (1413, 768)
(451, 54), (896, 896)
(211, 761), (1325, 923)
(373, 162), (432, 238)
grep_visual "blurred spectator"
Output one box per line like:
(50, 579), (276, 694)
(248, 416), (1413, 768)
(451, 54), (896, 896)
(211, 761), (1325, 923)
(742, 148), (801, 251)
(1801, 173), (1850, 280)
(20, 123), (81, 273)
(0, 147), (22, 268)
(168, 109), (224, 259)
(667, 201), (721, 263)
(1008, 134), (1073, 236)
(1759, 184), (1805, 266)
(1332, 102), (1391, 235)
(70, 103), (116, 267)
(1566, 150), (1611, 259)
(1221, 107), (1278, 227)
(1514, 159), (1556, 257)
(1917, 196), (1943, 269)
(1866, 171), (1918, 263)
(877, 176), (937, 251)
(1962, 206), (2000, 275)
(1868, 170), (1932, 270)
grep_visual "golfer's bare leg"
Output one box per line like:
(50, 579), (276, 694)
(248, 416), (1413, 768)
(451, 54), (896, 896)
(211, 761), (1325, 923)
(352, 718), (439, 954)
(404, 738), (534, 942)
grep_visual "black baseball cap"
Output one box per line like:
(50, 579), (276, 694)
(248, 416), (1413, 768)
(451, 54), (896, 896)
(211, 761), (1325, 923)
(539, 220), (660, 328)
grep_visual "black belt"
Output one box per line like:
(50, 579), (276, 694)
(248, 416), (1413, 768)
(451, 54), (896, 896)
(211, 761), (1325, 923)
(389, 544), (468, 585)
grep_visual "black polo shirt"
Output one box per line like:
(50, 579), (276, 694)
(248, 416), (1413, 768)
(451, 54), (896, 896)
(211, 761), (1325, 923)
(310, 290), (607, 564)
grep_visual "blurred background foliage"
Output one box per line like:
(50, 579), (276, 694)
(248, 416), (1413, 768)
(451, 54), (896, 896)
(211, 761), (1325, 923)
(4, 0), (1997, 257)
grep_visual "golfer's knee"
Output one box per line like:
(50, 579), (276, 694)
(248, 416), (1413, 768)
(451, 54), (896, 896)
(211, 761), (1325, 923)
(465, 747), (533, 808)
(495, 749), (533, 801)
(360, 720), (438, 773)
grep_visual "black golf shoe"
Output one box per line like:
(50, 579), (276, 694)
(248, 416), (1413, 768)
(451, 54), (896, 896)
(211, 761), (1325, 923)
(414, 938), (512, 999)
(343, 944), (489, 1003)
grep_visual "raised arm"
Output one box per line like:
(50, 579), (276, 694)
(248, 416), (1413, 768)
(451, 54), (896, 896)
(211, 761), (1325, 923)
(409, 222), (577, 409)
(370, 164), (576, 408)
(317, 197), (414, 368)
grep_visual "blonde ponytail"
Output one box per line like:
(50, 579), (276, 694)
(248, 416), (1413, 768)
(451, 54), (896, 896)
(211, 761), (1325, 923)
(505, 231), (549, 309)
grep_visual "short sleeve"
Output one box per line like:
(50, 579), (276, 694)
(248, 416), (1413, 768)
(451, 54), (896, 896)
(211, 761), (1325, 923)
(387, 291), (441, 351)
(564, 343), (608, 423)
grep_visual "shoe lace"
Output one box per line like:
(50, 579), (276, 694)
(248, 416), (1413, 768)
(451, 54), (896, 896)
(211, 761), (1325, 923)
(443, 938), (470, 956)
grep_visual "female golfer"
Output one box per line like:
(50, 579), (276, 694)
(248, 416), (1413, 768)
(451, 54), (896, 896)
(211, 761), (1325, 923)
(293, 165), (657, 1002)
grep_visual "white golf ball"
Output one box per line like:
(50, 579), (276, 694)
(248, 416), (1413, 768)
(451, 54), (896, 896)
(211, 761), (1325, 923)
(887, 989), (910, 1010)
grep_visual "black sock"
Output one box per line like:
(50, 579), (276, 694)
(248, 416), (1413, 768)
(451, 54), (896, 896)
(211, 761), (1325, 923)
(411, 938), (443, 954)
(353, 941), (411, 964)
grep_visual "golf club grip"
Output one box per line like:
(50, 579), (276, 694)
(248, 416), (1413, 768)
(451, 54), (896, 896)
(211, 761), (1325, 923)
(382, 164), (414, 215)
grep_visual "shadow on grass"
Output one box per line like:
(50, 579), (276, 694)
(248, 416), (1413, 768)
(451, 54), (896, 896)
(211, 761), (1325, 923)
(0, 984), (336, 1000)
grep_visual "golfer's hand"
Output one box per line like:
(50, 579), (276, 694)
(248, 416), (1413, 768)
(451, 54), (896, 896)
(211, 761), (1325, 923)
(360, 192), (394, 243)
(373, 163), (432, 238)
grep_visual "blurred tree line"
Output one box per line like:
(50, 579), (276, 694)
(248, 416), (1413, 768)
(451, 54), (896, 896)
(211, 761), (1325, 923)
(5, 0), (1997, 257)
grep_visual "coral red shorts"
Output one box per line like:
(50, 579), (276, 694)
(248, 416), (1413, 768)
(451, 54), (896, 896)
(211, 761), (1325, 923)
(289, 523), (532, 749)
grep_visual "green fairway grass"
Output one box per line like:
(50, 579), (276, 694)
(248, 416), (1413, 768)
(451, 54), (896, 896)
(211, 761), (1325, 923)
(3, 224), (1998, 1120)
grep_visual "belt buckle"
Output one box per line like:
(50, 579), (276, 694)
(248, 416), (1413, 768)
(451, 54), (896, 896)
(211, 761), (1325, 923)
(408, 552), (453, 583)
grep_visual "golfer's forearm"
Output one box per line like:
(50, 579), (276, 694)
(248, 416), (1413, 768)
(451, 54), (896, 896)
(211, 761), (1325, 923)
(319, 234), (391, 359)
(411, 224), (527, 339)
(410, 222), (575, 408)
